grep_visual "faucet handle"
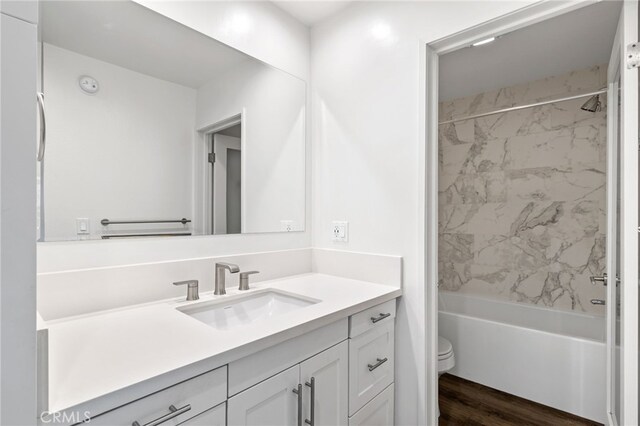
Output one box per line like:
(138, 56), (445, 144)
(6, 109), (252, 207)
(239, 271), (260, 291)
(173, 280), (199, 301)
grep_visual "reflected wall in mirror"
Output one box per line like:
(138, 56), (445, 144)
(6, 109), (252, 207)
(38, 1), (306, 241)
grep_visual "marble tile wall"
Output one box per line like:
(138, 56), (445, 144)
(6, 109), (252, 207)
(438, 65), (607, 314)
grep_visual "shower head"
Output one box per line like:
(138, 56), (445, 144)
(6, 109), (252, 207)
(580, 94), (602, 112)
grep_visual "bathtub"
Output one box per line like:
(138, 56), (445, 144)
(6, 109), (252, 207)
(438, 292), (606, 424)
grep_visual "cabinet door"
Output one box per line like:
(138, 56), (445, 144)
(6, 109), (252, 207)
(228, 365), (300, 426)
(179, 402), (225, 426)
(300, 341), (348, 426)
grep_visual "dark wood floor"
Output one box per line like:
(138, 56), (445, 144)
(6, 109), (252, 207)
(439, 374), (602, 426)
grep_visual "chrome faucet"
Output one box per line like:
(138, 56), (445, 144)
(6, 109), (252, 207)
(215, 262), (239, 295)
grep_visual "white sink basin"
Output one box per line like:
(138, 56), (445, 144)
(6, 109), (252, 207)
(177, 289), (319, 330)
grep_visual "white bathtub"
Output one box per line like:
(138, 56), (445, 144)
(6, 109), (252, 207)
(438, 291), (606, 423)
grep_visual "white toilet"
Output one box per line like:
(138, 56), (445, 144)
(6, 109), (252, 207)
(438, 336), (455, 375)
(437, 336), (455, 417)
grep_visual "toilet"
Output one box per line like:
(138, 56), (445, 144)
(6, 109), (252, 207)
(437, 336), (455, 417)
(438, 336), (455, 375)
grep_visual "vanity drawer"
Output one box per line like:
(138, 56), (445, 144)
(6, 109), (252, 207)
(88, 366), (227, 426)
(348, 322), (394, 415)
(348, 383), (394, 426)
(349, 299), (395, 338)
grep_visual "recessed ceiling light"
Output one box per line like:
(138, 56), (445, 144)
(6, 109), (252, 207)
(471, 36), (496, 47)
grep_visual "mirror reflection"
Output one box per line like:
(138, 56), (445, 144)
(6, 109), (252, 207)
(38, 1), (306, 241)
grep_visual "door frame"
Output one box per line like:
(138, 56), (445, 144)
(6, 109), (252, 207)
(605, 64), (620, 426)
(606, 2), (639, 424)
(196, 110), (246, 235)
(421, 1), (618, 424)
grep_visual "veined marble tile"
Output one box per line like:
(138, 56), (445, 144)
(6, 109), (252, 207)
(440, 172), (507, 204)
(505, 126), (601, 169)
(438, 64), (608, 314)
(475, 234), (523, 268)
(439, 233), (474, 263)
(475, 105), (553, 139)
(461, 264), (522, 297)
(557, 234), (605, 272)
(506, 166), (605, 202)
(510, 269), (584, 311)
(440, 136), (508, 176)
(440, 141), (473, 174)
(440, 202), (531, 235)
(565, 199), (603, 236)
(438, 261), (470, 291)
(439, 119), (475, 146)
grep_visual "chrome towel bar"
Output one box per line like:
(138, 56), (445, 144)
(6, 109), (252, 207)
(101, 218), (190, 226)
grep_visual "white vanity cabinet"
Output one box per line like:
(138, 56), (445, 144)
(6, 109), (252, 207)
(55, 299), (398, 426)
(228, 341), (349, 426)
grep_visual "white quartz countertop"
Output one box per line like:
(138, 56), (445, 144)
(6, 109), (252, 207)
(43, 273), (401, 415)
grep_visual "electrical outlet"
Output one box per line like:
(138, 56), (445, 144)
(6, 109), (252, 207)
(332, 221), (348, 242)
(76, 218), (90, 240)
(280, 220), (294, 232)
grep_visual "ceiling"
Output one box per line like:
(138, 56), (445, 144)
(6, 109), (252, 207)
(439, 1), (622, 101)
(41, 1), (253, 89)
(271, 1), (353, 26)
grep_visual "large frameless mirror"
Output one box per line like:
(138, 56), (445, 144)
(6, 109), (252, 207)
(38, 1), (306, 241)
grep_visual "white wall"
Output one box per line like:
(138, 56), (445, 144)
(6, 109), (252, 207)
(0, 7), (38, 424)
(310, 2), (536, 424)
(37, 0), (311, 272)
(196, 59), (306, 233)
(43, 44), (197, 240)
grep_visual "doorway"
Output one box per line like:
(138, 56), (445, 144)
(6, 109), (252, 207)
(424, 2), (638, 425)
(202, 114), (244, 235)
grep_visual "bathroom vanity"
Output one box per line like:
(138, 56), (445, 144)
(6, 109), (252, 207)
(39, 271), (401, 426)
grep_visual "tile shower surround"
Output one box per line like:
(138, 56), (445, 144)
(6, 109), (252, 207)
(438, 65), (607, 314)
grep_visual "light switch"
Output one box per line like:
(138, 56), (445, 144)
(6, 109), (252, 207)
(76, 218), (90, 235)
(332, 221), (348, 242)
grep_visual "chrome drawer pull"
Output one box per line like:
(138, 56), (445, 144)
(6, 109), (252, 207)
(132, 404), (191, 426)
(292, 384), (303, 426)
(305, 377), (315, 426)
(367, 357), (388, 372)
(370, 313), (391, 323)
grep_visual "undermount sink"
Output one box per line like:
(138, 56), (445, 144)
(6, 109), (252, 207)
(177, 289), (319, 330)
